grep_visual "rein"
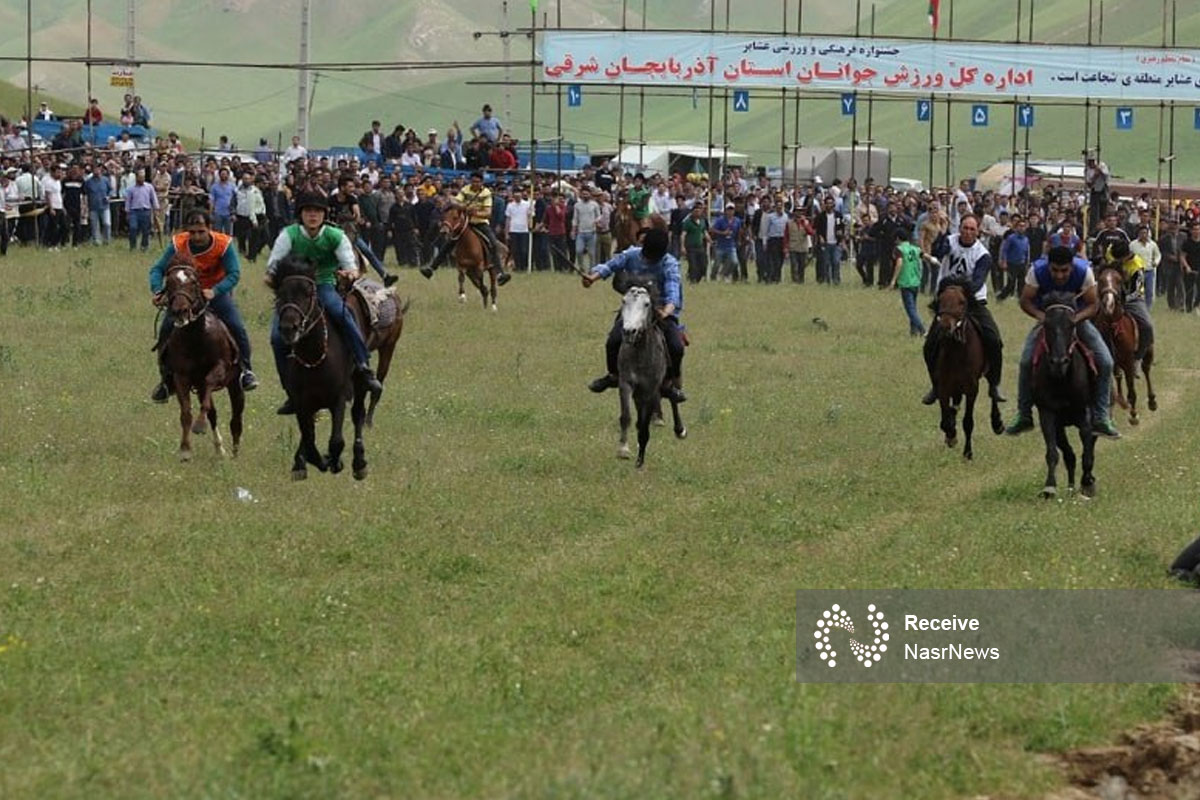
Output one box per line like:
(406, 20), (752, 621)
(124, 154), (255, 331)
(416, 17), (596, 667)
(277, 275), (329, 368)
(1042, 303), (1080, 359)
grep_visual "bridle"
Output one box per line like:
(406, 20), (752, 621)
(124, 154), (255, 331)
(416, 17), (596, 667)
(1042, 302), (1080, 360)
(439, 206), (470, 242)
(164, 264), (208, 327)
(276, 274), (328, 368)
(936, 288), (969, 342)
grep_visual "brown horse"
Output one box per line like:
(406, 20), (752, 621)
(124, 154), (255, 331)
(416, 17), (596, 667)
(337, 272), (411, 427)
(613, 198), (640, 253)
(932, 283), (1003, 459)
(1096, 267), (1156, 425)
(439, 204), (506, 310)
(159, 259), (244, 461)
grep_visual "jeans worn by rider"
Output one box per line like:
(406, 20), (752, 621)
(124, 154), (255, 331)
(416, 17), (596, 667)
(924, 234), (1005, 397)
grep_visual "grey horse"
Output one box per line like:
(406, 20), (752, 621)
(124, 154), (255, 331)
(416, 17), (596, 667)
(616, 284), (681, 467)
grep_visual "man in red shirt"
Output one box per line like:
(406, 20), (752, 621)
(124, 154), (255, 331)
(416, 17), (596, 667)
(83, 98), (103, 125)
(545, 192), (571, 272)
(488, 140), (518, 171)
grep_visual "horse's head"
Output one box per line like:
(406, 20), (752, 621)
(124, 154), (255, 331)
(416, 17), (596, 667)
(1042, 291), (1079, 379)
(439, 203), (466, 238)
(273, 255), (320, 346)
(935, 283), (970, 342)
(620, 285), (655, 342)
(1097, 267), (1123, 318)
(163, 261), (205, 327)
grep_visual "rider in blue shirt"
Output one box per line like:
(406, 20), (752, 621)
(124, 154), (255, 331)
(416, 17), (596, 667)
(581, 228), (687, 404)
(1004, 245), (1120, 438)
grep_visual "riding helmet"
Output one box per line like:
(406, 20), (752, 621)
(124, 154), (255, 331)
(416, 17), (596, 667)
(295, 192), (328, 214)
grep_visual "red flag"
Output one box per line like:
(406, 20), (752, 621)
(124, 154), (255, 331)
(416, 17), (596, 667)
(928, 0), (941, 33)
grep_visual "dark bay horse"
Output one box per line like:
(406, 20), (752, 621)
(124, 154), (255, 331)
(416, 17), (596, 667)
(159, 260), (244, 461)
(272, 255), (368, 481)
(337, 272), (411, 428)
(439, 204), (505, 310)
(931, 283), (1002, 460)
(1032, 293), (1098, 498)
(1096, 267), (1157, 425)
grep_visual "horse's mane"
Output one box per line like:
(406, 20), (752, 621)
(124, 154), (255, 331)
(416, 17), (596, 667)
(938, 276), (972, 294)
(274, 253), (316, 283)
(613, 271), (661, 305)
(1043, 290), (1078, 309)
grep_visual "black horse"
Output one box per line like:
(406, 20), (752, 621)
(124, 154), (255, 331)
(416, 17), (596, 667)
(271, 255), (369, 481)
(1032, 291), (1097, 498)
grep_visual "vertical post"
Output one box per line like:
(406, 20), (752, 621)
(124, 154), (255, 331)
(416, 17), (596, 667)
(1168, 0), (1177, 211)
(296, 0), (311, 147)
(528, 3), (537, 272)
(1083, 0), (1093, 167)
(943, 0), (955, 187)
(1095, 1), (1104, 169)
(555, 5), (562, 179)
(780, 0), (788, 185)
(25, 0), (32, 152)
(126, 0), (135, 60)
(722, 0), (730, 177)
(850, 0), (860, 184)
(928, 0), (936, 191)
(793, 0), (803, 184)
(1023, 0), (1034, 200)
(1010, 0), (1021, 204)
(86, 0), (92, 125)
(706, 0), (714, 189)
(502, 1), (512, 126)
(638, 0), (645, 170)
(617, 0), (627, 165)
(1155, 0), (1167, 231)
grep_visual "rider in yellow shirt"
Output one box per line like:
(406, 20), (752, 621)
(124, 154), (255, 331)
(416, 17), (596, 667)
(419, 172), (511, 285)
(1101, 240), (1154, 362)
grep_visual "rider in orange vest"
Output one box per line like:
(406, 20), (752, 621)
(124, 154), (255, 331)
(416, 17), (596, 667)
(147, 209), (258, 402)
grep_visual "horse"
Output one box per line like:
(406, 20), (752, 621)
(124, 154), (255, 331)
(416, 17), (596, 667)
(272, 255), (369, 481)
(1032, 292), (1098, 499)
(931, 283), (1002, 460)
(613, 277), (686, 467)
(613, 198), (640, 253)
(1095, 267), (1157, 425)
(158, 258), (245, 461)
(337, 271), (411, 428)
(439, 203), (505, 310)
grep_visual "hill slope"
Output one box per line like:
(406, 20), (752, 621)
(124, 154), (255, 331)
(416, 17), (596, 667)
(1, 0), (1198, 183)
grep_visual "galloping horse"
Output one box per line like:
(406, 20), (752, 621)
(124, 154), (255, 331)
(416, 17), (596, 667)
(158, 258), (244, 461)
(931, 283), (1003, 460)
(613, 198), (641, 253)
(439, 203), (506, 310)
(1096, 266), (1157, 425)
(1032, 292), (1098, 498)
(337, 271), (411, 427)
(272, 255), (369, 481)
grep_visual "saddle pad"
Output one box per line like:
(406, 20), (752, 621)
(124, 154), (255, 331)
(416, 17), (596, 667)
(351, 278), (398, 331)
(1032, 329), (1098, 376)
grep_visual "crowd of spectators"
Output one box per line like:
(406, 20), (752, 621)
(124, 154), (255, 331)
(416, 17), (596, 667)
(5, 101), (1200, 317)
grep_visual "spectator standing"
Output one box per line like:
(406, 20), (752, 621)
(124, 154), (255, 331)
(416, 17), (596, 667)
(997, 214), (1030, 301)
(764, 202), (788, 283)
(784, 209), (813, 284)
(233, 172), (265, 260)
(470, 104), (503, 143)
(572, 187), (601, 271)
(505, 186), (532, 272)
(1158, 219), (1185, 311)
(83, 98), (103, 126)
(62, 165), (85, 247)
(40, 165), (66, 249)
(84, 165), (112, 245)
(209, 168), (236, 234)
(813, 196), (845, 285)
(1131, 224), (1162, 308)
(545, 192), (570, 272)
(595, 191), (613, 263)
(682, 202), (710, 283)
(124, 171), (158, 251)
(283, 135), (308, 164)
(890, 238), (927, 336)
(1179, 221), (1200, 312)
(710, 203), (742, 282)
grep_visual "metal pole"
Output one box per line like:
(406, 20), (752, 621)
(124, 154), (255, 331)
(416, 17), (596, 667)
(944, 0), (954, 187)
(638, 0), (645, 170)
(296, 0), (311, 147)
(722, 0), (730, 178)
(1168, 0), (1177, 212)
(25, 0), (32, 152)
(1023, 0), (1034, 200)
(502, 0), (511, 126)
(617, 0), (627, 166)
(706, 0), (714, 187)
(555, 5), (562, 180)
(1095, 1), (1104, 170)
(1010, 0), (1021, 202)
(1155, 0), (1167, 231)
(86, 0), (92, 120)
(528, 5), (537, 273)
(794, 0), (803, 184)
(780, 0), (788, 184)
(851, 0), (860, 184)
(126, 0), (135, 60)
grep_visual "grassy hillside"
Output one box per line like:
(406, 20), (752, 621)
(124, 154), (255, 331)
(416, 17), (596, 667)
(1, 247), (1198, 796)
(1, 0), (1199, 183)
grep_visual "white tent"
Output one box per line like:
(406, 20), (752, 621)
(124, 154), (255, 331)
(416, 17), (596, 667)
(615, 143), (749, 177)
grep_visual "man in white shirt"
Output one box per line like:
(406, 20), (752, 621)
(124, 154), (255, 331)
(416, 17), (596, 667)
(282, 135), (307, 164)
(40, 165), (66, 249)
(504, 186), (532, 272)
(1130, 224), (1162, 308)
(651, 180), (675, 217)
(114, 131), (138, 153)
(399, 143), (423, 169)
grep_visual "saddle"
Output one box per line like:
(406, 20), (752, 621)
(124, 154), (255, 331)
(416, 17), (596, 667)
(467, 224), (494, 259)
(349, 278), (399, 331)
(1032, 328), (1099, 376)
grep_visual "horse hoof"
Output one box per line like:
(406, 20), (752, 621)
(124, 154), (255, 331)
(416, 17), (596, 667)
(675, 427), (687, 440)
(491, 304), (497, 312)
(191, 419), (207, 435)
(636, 459), (646, 470)
(1040, 486), (1057, 499)
(963, 450), (973, 461)
(1149, 398), (1158, 411)
(1130, 415), (1140, 426)
(1081, 483), (1096, 499)
(617, 445), (632, 460)
(178, 449), (192, 462)
(652, 416), (666, 427)
(292, 469), (307, 481)
(458, 294), (466, 303)
(328, 459), (344, 475)
(353, 466), (368, 481)
(945, 437), (957, 449)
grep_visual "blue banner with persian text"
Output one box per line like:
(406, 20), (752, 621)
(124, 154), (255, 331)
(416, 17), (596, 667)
(542, 32), (1200, 101)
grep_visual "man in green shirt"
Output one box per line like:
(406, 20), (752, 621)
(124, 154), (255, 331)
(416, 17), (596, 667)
(265, 193), (384, 415)
(627, 172), (652, 227)
(681, 203), (710, 282)
(890, 239), (927, 336)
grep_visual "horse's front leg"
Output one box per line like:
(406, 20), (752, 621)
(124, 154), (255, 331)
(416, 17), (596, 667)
(1081, 429), (1098, 499)
(489, 269), (497, 312)
(351, 385), (368, 480)
(635, 391), (654, 469)
(228, 383), (244, 457)
(1038, 410), (1059, 498)
(617, 381), (632, 460)
(298, 410), (326, 473)
(174, 378), (194, 461)
(457, 267), (467, 304)
(200, 386), (224, 455)
(1055, 423), (1076, 492)
(1125, 361), (1140, 426)
(326, 401), (346, 474)
(961, 391), (976, 460)
(938, 396), (957, 449)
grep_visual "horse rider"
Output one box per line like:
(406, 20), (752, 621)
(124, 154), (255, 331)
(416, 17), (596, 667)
(1003, 245), (1121, 439)
(1100, 239), (1155, 364)
(921, 213), (1008, 406)
(147, 209), (258, 402)
(419, 171), (511, 286)
(627, 172), (652, 230)
(581, 227), (687, 404)
(264, 192), (385, 415)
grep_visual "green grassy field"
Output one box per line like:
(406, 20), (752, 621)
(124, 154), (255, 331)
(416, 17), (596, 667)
(1, 245), (1198, 798)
